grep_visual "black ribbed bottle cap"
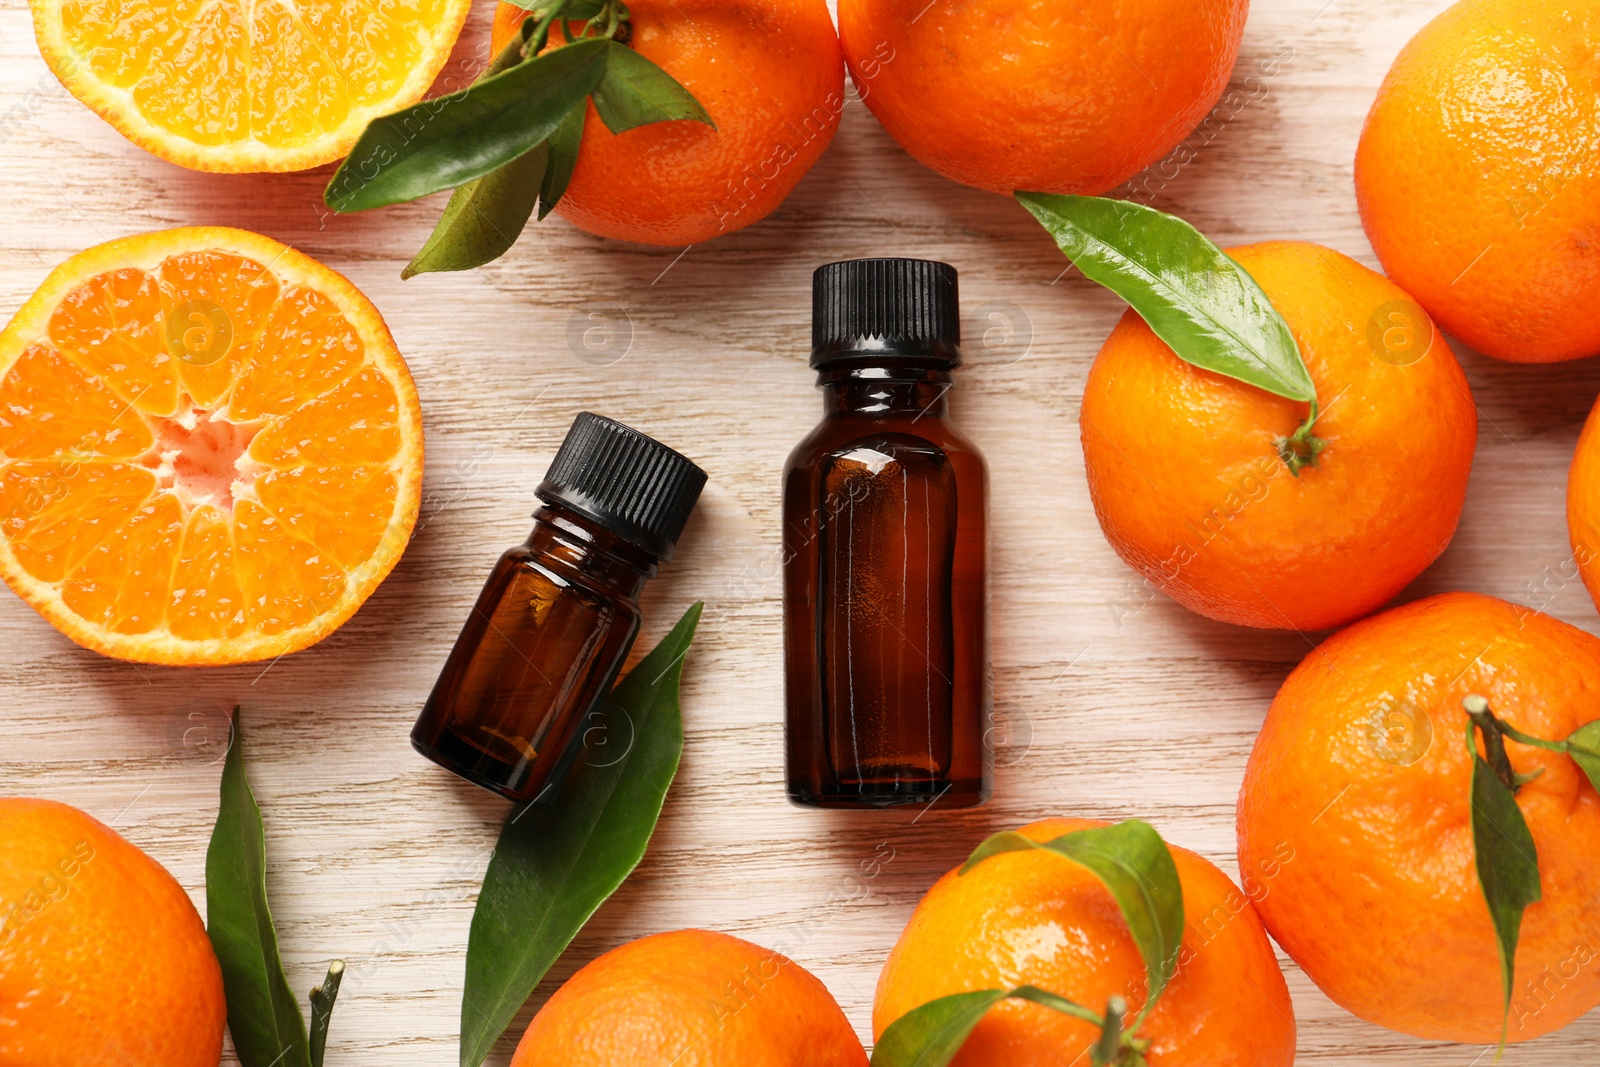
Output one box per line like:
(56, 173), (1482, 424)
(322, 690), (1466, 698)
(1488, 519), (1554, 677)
(535, 413), (707, 561)
(811, 258), (961, 369)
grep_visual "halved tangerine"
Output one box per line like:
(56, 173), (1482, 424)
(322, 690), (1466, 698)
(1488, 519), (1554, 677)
(0, 227), (423, 665)
(29, 0), (471, 172)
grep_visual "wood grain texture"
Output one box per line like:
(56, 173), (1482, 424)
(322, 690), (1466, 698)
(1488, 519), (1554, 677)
(3, 0), (1599, 1062)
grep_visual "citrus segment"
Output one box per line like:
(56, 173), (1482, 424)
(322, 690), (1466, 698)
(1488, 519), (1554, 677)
(61, 492), (186, 635)
(256, 465), (397, 570)
(0, 227), (423, 664)
(249, 366), (404, 468)
(0, 344), (154, 460)
(160, 250), (280, 408)
(31, 0), (470, 171)
(130, 0), (250, 147)
(47, 267), (177, 415)
(0, 461), (155, 582)
(234, 499), (348, 635)
(166, 503), (247, 644)
(228, 286), (362, 422)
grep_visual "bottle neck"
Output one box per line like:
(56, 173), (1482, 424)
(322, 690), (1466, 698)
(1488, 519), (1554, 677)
(525, 503), (657, 598)
(818, 363), (953, 418)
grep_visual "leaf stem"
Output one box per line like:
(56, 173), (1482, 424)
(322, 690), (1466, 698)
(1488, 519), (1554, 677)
(1274, 399), (1326, 476)
(1091, 997), (1125, 1066)
(525, 0), (568, 56)
(1463, 695), (1546, 793)
(1495, 719), (1570, 752)
(308, 959), (346, 1067)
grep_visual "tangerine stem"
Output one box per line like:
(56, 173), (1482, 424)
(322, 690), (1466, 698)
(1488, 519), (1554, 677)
(1274, 399), (1326, 477)
(1463, 695), (1544, 793)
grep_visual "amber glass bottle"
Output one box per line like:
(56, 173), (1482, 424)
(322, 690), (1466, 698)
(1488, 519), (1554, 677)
(784, 259), (991, 808)
(411, 413), (706, 803)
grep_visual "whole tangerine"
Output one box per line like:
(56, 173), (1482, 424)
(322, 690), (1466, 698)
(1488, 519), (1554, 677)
(511, 928), (867, 1065)
(492, 0), (845, 245)
(1080, 240), (1476, 631)
(0, 797), (226, 1066)
(874, 818), (1295, 1066)
(837, 0), (1248, 195)
(1238, 592), (1600, 1042)
(1355, 0), (1600, 362)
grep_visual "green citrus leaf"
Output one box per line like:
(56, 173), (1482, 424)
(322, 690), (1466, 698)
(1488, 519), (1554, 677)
(327, 37), (609, 213)
(870, 986), (1101, 1067)
(1015, 192), (1315, 404)
(401, 23), (555, 277)
(1566, 721), (1600, 794)
(504, 0), (604, 16)
(590, 39), (714, 134)
(961, 820), (1184, 1010)
(205, 709), (312, 1067)
(403, 143), (548, 278)
(459, 604), (702, 1067)
(537, 103), (587, 220)
(1468, 732), (1542, 1042)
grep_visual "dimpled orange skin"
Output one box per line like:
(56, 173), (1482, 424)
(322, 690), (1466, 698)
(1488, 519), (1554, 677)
(492, 0), (844, 246)
(1355, 0), (1600, 362)
(510, 929), (867, 1066)
(1567, 394), (1600, 611)
(0, 798), (225, 1067)
(837, 0), (1247, 196)
(1081, 241), (1477, 631)
(873, 818), (1295, 1066)
(1238, 592), (1600, 1043)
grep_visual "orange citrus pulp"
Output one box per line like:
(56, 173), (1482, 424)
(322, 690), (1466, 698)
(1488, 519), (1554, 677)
(29, 0), (471, 172)
(0, 227), (423, 665)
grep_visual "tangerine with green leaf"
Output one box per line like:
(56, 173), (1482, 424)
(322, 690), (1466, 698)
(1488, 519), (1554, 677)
(490, 0), (845, 245)
(1238, 591), (1600, 1042)
(1080, 240), (1476, 631)
(510, 928), (867, 1065)
(838, 0), (1247, 196)
(873, 818), (1295, 1066)
(0, 797), (226, 1066)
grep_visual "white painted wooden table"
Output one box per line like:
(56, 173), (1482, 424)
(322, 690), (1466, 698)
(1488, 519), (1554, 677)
(4, 0), (1598, 1062)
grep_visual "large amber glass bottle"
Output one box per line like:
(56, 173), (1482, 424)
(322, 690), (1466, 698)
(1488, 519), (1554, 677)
(784, 259), (991, 808)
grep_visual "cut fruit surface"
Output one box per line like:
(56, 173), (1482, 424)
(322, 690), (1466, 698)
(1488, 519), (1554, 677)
(29, 0), (471, 172)
(0, 227), (424, 665)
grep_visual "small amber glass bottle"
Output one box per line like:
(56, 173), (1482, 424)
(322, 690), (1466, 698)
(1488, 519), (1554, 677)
(411, 412), (706, 803)
(784, 259), (991, 808)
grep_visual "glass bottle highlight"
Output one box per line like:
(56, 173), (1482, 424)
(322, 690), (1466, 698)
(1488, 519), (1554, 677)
(784, 259), (992, 808)
(412, 412), (706, 803)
